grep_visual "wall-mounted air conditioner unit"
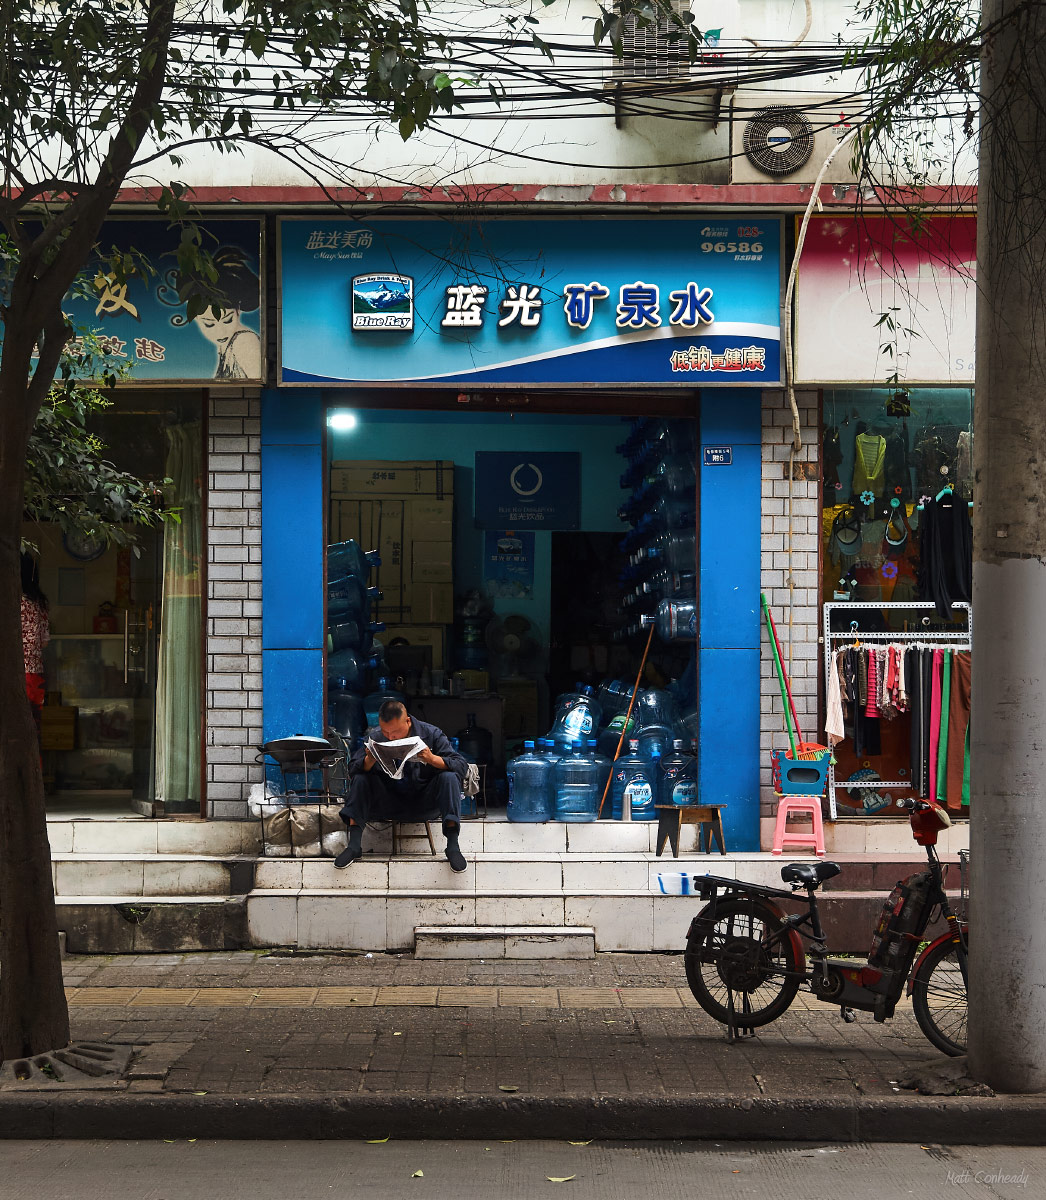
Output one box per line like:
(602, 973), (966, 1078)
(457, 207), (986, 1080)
(730, 91), (860, 184)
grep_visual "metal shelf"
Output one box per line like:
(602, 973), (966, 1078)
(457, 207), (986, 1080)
(822, 601), (972, 819)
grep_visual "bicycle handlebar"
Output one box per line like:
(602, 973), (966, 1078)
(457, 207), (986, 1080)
(895, 796), (933, 813)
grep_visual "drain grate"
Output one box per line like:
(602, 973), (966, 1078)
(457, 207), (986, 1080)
(0, 1042), (133, 1089)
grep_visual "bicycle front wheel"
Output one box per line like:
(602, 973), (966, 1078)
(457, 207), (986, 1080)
(684, 897), (802, 1028)
(910, 932), (968, 1056)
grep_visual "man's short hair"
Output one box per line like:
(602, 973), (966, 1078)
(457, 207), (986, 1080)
(378, 699), (407, 723)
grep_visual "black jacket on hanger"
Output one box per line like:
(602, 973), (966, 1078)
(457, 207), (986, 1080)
(917, 496), (972, 619)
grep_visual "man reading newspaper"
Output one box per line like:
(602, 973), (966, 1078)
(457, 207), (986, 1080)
(336, 700), (470, 871)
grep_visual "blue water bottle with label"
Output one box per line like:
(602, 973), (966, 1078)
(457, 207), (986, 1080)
(660, 739), (698, 807)
(507, 740), (553, 823)
(611, 740), (656, 822)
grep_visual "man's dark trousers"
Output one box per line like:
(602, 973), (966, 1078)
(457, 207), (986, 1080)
(339, 770), (462, 828)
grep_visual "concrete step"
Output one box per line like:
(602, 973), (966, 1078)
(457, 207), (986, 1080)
(51, 849), (960, 900)
(48, 813), (972, 858)
(414, 925), (596, 960)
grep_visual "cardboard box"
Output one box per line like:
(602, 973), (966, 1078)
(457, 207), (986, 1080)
(40, 706), (77, 751)
(410, 499), (454, 541)
(330, 460), (454, 499)
(411, 540), (453, 583)
(406, 583), (454, 624)
(375, 624), (447, 670)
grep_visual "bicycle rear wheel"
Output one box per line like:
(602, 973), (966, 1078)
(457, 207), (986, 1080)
(684, 897), (802, 1028)
(910, 933), (968, 1056)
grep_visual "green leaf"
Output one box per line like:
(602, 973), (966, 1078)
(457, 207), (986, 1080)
(398, 114), (416, 140)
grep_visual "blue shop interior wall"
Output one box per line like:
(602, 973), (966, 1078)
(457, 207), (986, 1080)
(327, 409), (628, 660)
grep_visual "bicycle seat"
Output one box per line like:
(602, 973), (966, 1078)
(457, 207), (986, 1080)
(781, 861), (842, 888)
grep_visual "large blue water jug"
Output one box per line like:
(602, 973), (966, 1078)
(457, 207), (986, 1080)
(538, 738), (562, 814)
(327, 619), (387, 654)
(507, 740), (553, 823)
(632, 689), (677, 730)
(328, 680), (366, 744)
(327, 540), (381, 581)
(548, 684), (602, 749)
(328, 576), (383, 621)
(660, 739), (698, 807)
(642, 598), (697, 643)
(596, 679), (631, 722)
(363, 677), (407, 728)
(610, 740), (657, 821)
(585, 740), (613, 813)
(636, 724), (674, 762)
(552, 741), (601, 823)
(327, 650), (379, 691)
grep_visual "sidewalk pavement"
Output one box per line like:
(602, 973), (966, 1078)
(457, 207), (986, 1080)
(2, 950), (1043, 1143)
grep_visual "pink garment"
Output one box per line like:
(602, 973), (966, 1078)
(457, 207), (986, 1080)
(864, 650), (879, 718)
(928, 649), (944, 802)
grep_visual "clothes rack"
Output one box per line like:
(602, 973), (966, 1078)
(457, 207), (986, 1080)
(822, 601), (972, 818)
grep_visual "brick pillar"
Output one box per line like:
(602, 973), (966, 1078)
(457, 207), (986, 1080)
(204, 391), (264, 818)
(759, 390), (821, 845)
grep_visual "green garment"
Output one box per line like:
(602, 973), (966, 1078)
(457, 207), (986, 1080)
(935, 651), (952, 804)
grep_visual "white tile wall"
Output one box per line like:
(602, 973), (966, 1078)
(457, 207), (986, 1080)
(761, 389), (822, 843)
(205, 392), (264, 819)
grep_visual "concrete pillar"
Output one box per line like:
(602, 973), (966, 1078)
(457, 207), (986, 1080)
(968, 0), (1046, 1092)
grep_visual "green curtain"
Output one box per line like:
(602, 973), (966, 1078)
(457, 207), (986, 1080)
(155, 422), (203, 810)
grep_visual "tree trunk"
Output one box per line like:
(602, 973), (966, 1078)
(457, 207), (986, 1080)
(0, 340), (70, 1062)
(968, 0), (1046, 1092)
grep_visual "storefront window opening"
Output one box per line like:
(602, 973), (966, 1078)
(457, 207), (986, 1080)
(324, 406), (699, 815)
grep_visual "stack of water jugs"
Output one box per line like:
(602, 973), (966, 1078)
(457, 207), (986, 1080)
(326, 539), (410, 751)
(616, 418), (698, 647)
(505, 681), (697, 823)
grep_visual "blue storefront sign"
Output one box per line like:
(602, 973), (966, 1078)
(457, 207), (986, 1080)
(279, 217), (781, 386)
(26, 219), (264, 382)
(475, 452), (580, 529)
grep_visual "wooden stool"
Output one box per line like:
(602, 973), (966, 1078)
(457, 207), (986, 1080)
(771, 794), (825, 857)
(390, 820), (438, 857)
(655, 804), (727, 857)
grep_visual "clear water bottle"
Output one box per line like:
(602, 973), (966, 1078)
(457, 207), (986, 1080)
(553, 741), (601, 823)
(596, 679), (631, 722)
(642, 598), (698, 643)
(327, 619), (387, 654)
(660, 739), (698, 807)
(454, 737), (478, 819)
(548, 684), (602, 748)
(632, 689), (677, 730)
(538, 738), (562, 814)
(506, 740), (553, 823)
(652, 453), (697, 496)
(327, 649), (379, 692)
(636, 724), (674, 762)
(327, 540), (381, 582)
(328, 678), (366, 744)
(611, 740), (657, 822)
(363, 676), (407, 729)
(328, 576), (383, 621)
(586, 739), (613, 807)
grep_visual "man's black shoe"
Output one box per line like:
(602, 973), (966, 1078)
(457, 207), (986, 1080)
(445, 842), (468, 872)
(334, 845), (363, 869)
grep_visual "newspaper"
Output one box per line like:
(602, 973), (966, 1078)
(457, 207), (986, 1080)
(367, 736), (427, 780)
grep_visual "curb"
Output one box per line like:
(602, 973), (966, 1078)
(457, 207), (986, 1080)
(2, 1093), (1045, 1143)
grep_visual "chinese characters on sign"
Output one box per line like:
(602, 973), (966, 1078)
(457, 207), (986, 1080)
(669, 345), (766, 373)
(435, 280), (717, 332)
(66, 334), (167, 363)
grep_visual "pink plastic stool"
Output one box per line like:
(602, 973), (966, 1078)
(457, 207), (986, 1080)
(771, 794), (826, 856)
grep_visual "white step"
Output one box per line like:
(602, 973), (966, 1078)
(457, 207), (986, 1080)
(52, 849), (855, 899)
(414, 925), (595, 959)
(48, 813), (971, 860)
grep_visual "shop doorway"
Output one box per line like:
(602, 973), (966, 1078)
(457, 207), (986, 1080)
(25, 393), (204, 817)
(325, 404), (699, 789)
